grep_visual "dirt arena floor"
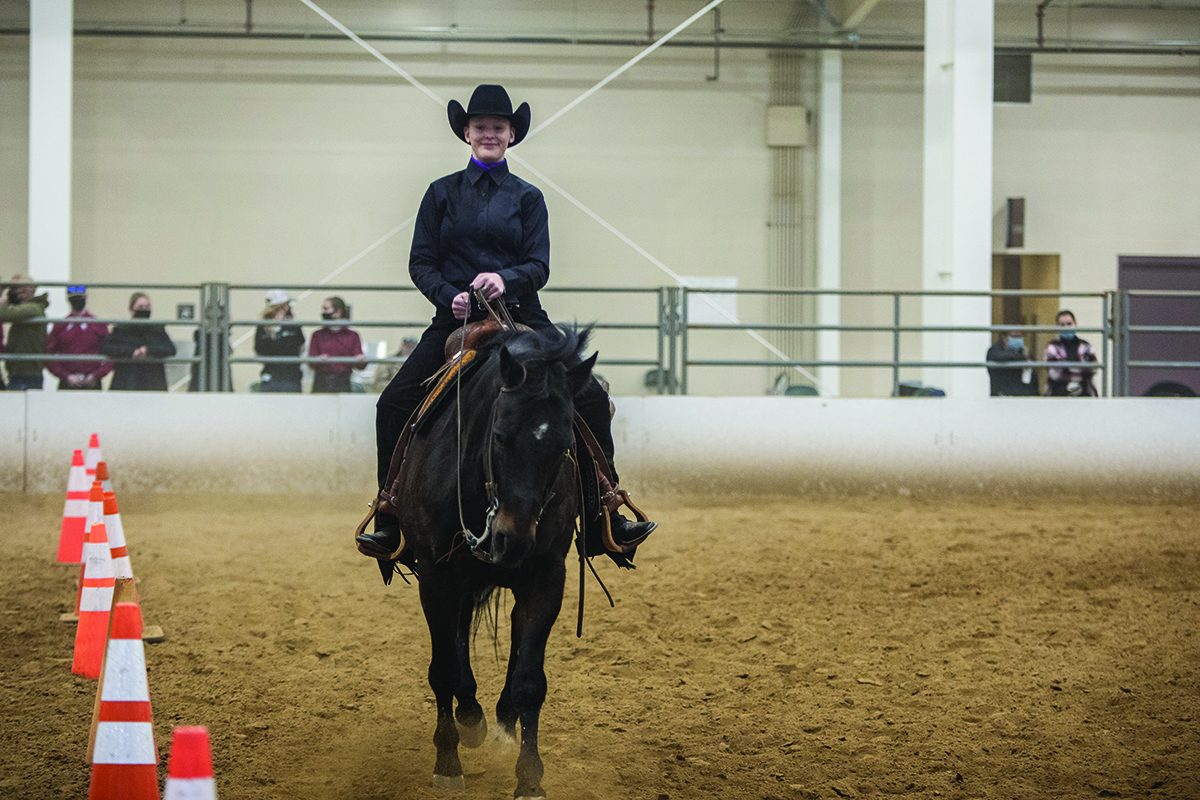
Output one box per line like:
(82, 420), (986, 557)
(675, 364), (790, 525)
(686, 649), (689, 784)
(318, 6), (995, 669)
(2, 491), (1198, 800)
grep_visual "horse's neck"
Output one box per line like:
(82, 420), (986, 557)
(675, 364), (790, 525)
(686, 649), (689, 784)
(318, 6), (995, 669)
(436, 372), (500, 457)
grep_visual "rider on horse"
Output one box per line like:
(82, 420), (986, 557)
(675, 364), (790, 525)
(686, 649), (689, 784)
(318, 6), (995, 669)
(357, 84), (656, 563)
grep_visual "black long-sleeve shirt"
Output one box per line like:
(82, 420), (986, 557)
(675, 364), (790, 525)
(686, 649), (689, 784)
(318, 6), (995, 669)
(986, 340), (1037, 396)
(254, 324), (305, 383)
(409, 159), (551, 327)
(103, 322), (177, 391)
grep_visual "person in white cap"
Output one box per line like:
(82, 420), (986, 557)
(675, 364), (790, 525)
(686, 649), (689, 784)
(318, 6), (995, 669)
(359, 84), (655, 563)
(254, 290), (305, 393)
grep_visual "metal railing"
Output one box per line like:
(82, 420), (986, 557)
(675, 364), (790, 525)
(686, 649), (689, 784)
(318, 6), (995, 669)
(1111, 289), (1200, 397)
(4, 281), (1197, 397)
(678, 287), (1112, 396)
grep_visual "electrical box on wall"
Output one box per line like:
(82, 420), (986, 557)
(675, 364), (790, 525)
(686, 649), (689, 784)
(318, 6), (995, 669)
(765, 106), (808, 147)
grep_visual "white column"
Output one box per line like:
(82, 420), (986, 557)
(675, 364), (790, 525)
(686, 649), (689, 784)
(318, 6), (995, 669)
(817, 50), (842, 397)
(28, 0), (74, 311)
(922, 0), (993, 397)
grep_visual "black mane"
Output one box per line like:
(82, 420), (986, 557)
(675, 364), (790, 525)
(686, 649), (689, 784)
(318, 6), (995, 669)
(476, 324), (593, 395)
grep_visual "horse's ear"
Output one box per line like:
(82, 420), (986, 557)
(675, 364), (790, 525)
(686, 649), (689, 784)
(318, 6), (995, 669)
(567, 351), (599, 397)
(499, 345), (524, 390)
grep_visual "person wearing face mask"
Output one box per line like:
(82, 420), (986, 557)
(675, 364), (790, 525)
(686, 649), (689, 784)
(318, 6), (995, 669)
(46, 285), (112, 390)
(1, 275), (51, 391)
(103, 292), (177, 391)
(307, 296), (366, 393)
(359, 83), (656, 563)
(986, 329), (1037, 397)
(1044, 309), (1098, 397)
(254, 289), (305, 393)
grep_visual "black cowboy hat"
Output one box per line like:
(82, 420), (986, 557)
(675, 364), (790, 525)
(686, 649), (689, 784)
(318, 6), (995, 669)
(447, 84), (531, 146)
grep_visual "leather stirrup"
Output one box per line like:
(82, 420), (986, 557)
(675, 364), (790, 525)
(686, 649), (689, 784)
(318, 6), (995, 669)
(354, 497), (407, 561)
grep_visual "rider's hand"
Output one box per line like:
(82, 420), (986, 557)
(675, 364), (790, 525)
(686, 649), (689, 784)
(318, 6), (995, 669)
(451, 292), (471, 320)
(470, 272), (505, 301)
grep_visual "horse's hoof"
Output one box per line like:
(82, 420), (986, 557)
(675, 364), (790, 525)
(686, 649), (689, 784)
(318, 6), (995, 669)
(431, 774), (466, 791)
(515, 795), (546, 800)
(456, 717), (488, 749)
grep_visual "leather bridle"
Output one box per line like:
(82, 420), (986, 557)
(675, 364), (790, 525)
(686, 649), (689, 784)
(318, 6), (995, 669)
(454, 292), (572, 565)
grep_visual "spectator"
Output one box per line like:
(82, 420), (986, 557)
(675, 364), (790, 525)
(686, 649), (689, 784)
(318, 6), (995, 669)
(986, 329), (1037, 396)
(254, 289), (304, 393)
(103, 292), (177, 391)
(46, 285), (111, 390)
(369, 337), (417, 394)
(1044, 309), (1098, 397)
(1, 275), (51, 391)
(308, 296), (366, 393)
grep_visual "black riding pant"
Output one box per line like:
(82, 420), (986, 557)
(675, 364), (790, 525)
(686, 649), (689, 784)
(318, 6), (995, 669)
(375, 319), (616, 491)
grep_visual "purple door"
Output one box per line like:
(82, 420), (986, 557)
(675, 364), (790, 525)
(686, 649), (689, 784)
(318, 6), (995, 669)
(1118, 256), (1200, 397)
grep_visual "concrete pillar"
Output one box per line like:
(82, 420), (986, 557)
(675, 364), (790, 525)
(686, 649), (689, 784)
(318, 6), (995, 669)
(28, 0), (73, 313)
(922, 0), (993, 397)
(817, 50), (842, 397)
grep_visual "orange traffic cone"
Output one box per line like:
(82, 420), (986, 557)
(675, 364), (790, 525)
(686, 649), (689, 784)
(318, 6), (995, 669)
(95, 460), (113, 494)
(84, 433), (103, 482)
(58, 449), (89, 563)
(72, 521), (115, 679)
(68, 482), (109, 621)
(102, 491), (140, 605)
(164, 726), (217, 800)
(87, 602), (158, 800)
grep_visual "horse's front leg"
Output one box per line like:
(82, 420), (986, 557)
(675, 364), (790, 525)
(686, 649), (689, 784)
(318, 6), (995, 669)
(503, 562), (566, 800)
(454, 593), (488, 748)
(420, 577), (467, 790)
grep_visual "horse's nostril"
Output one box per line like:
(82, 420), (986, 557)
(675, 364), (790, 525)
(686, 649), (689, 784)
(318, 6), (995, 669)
(491, 509), (536, 565)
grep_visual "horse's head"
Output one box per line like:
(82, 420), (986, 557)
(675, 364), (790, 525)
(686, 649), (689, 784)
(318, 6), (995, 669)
(479, 326), (596, 568)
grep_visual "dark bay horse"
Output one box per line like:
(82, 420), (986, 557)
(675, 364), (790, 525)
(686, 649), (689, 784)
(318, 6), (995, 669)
(394, 324), (597, 799)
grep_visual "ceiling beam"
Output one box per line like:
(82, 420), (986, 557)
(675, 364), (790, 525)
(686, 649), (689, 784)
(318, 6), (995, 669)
(843, 0), (885, 28)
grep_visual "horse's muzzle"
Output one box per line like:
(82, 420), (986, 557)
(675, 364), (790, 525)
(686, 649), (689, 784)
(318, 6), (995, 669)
(483, 508), (536, 567)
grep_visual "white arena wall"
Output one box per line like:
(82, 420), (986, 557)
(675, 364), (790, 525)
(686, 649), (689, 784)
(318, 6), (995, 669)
(2, 392), (1196, 498)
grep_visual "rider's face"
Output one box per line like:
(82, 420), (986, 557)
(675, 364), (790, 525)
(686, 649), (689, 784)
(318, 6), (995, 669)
(465, 116), (514, 164)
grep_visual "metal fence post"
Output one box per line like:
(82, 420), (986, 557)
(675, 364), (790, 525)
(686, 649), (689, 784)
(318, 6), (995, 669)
(198, 282), (231, 392)
(1116, 289), (1131, 397)
(666, 284), (680, 395)
(680, 286), (689, 396)
(1100, 292), (1111, 397)
(892, 293), (901, 397)
(216, 283), (231, 391)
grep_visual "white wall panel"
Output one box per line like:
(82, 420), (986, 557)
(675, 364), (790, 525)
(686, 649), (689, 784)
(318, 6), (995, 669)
(3, 393), (1196, 498)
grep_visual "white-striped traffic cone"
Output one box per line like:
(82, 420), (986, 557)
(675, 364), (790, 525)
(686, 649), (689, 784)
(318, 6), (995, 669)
(72, 521), (115, 679)
(87, 602), (158, 800)
(95, 460), (113, 494)
(84, 433), (103, 482)
(68, 482), (109, 621)
(102, 491), (136, 589)
(164, 726), (218, 800)
(103, 491), (165, 643)
(57, 449), (89, 563)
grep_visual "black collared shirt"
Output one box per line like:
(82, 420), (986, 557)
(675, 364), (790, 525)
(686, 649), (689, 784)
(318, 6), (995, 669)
(409, 159), (551, 326)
